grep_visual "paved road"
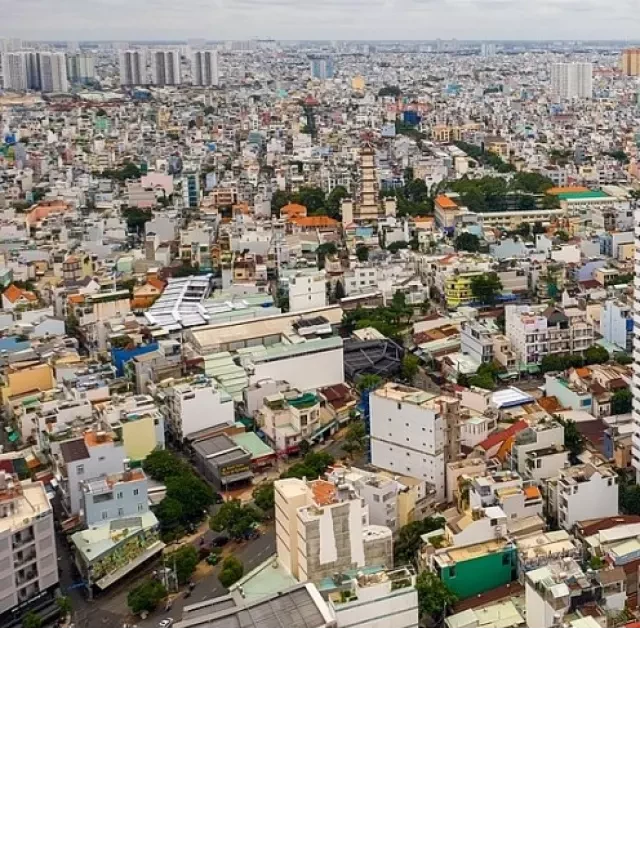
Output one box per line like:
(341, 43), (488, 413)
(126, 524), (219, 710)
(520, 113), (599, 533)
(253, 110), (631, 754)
(140, 528), (276, 628)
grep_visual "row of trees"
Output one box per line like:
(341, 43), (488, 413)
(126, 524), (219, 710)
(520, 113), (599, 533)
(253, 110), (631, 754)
(143, 449), (214, 542)
(270, 185), (348, 220)
(539, 345), (610, 375)
(341, 291), (413, 342)
(448, 173), (560, 213)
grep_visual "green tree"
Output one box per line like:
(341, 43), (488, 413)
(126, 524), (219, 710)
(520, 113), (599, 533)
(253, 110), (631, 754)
(454, 232), (481, 252)
(333, 279), (345, 301)
(557, 417), (584, 462)
(271, 189), (291, 215)
(22, 611), (43, 628)
(317, 242), (337, 270)
(164, 471), (214, 526)
(378, 85), (401, 98)
(394, 517), (445, 565)
(612, 388), (632, 415)
(143, 448), (188, 481)
(470, 272), (502, 306)
(621, 484), (640, 515)
(127, 579), (167, 615)
(298, 438), (311, 456)
(387, 240), (409, 254)
(355, 244), (369, 262)
(356, 373), (382, 393)
(584, 345), (610, 366)
(122, 206), (153, 232)
(155, 497), (186, 542)
(211, 500), (260, 540)
(171, 545), (199, 585)
(219, 555), (244, 588)
(56, 594), (72, 618)
(416, 571), (458, 625)
(326, 186), (349, 220)
(614, 352), (633, 365)
(342, 420), (367, 457)
(283, 451), (333, 480)
(401, 354), (420, 384)
(252, 481), (275, 515)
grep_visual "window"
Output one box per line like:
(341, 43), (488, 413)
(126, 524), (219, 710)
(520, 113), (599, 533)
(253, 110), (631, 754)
(133, 488), (139, 496)
(502, 552), (512, 566)
(116, 492), (123, 500)
(138, 503), (144, 511)
(449, 566), (456, 579)
(101, 511), (108, 520)
(118, 508), (124, 517)
(373, 495), (380, 502)
(77, 465), (84, 475)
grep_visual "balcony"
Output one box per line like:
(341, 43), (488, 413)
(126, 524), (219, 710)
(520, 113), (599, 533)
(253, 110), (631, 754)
(15, 567), (38, 587)
(14, 548), (37, 568)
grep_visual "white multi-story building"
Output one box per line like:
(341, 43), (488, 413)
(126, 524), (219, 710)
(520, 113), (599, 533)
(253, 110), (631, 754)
(0, 474), (58, 619)
(460, 320), (494, 366)
(150, 49), (181, 86)
(369, 383), (460, 502)
(548, 463), (619, 531)
(551, 62), (593, 99)
(288, 270), (327, 312)
(601, 298), (633, 353)
(505, 303), (595, 368)
(274, 478), (393, 585)
(38, 52), (68, 93)
(317, 565), (418, 628)
(118, 49), (148, 86)
(54, 430), (127, 517)
(161, 376), (234, 441)
(2, 51), (28, 90)
(191, 49), (219, 86)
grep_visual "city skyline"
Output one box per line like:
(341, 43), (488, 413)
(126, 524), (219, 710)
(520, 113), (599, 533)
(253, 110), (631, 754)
(5, 0), (640, 42)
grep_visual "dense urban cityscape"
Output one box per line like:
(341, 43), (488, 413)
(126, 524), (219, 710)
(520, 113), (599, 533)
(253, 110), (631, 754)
(3, 35), (640, 628)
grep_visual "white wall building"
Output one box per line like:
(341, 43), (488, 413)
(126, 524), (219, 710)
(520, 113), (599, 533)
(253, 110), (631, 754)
(288, 271), (327, 312)
(38, 52), (68, 93)
(318, 566), (418, 628)
(0, 475), (58, 618)
(150, 49), (180, 86)
(369, 383), (460, 502)
(191, 49), (219, 86)
(118, 49), (148, 86)
(54, 431), (127, 517)
(162, 376), (234, 441)
(601, 299), (632, 353)
(551, 464), (619, 531)
(551, 62), (593, 99)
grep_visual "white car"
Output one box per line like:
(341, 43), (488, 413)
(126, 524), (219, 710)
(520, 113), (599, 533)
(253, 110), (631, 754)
(158, 618), (174, 628)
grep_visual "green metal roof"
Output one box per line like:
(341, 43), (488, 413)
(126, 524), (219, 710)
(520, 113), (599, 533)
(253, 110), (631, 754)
(231, 431), (275, 460)
(554, 190), (611, 200)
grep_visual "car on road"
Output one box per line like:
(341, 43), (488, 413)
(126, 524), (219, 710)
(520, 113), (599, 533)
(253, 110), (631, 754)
(158, 618), (174, 628)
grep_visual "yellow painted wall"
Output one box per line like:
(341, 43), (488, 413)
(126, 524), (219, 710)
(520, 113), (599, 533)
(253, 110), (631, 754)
(122, 417), (157, 462)
(3, 364), (54, 401)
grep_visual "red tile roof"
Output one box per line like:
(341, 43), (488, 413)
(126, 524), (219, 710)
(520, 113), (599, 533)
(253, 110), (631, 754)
(478, 419), (528, 452)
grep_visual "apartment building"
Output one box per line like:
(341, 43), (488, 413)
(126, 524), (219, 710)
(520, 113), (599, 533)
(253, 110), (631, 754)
(369, 383), (460, 502)
(160, 376), (234, 442)
(601, 298), (633, 353)
(150, 50), (180, 86)
(317, 565), (418, 628)
(191, 50), (219, 86)
(80, 466), (149, 527)
(460, 320), (494, 366)
(547, 463), (619, 531)
(69, 290), (131, 352)
(256, 390), (321, 454)
(505, 303), (595, 368)
(274, 478), (393, 585)
(98, 395), (165, 462)
(119, 49), (148, 86)
(288, 271), (327, 312)
(0, 474), (58, 619)
(551, 62), (593, 99)
(54, 430), (126, 517)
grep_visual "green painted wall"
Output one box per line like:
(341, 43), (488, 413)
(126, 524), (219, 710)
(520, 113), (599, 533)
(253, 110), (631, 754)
(440, 546), (516, 599)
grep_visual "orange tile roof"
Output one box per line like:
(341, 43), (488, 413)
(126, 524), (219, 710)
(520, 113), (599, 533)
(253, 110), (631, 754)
(479, 419), (528, 452)
(84, 430), (113, 447)
(546, 185), (589, 195)
(537, 395), (563, 414)
(291, 215), (340, 228)
(435, 194), (459, 210)
(524, 485), (541, 500)
(575, 367), (591, 378)
(67, 294), (85, 305)
(3, 283), (37, 303)
(312, 480), (337, 506)
(281, 202), (307, 216)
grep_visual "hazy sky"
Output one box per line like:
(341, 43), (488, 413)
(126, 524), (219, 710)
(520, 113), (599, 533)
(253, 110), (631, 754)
(3, 0), (640, 41)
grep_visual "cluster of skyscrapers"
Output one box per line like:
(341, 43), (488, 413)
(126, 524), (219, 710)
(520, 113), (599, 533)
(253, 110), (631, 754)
(2, 50), (74, 93)
(118, 48), (219, 87)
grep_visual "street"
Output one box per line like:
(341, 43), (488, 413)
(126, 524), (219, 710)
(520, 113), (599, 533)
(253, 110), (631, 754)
(63, 525), (277, 628)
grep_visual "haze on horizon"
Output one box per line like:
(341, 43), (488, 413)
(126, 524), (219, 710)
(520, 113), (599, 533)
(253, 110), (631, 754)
(3, 0), (640, 43)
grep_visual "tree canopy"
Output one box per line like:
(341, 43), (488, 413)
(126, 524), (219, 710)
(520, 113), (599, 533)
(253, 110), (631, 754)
(394, 517), (445, 565)
(454, 232), (481, 252)
(252, 481), (275, 514)
(283, 451), (333, 481)
(219, 555), (244, 588)
(171, 545), (199, 585)
(211, 500), (260, 540)
(416, 571), (458, 625)
(470, 272), (502, 306)
(127, 578), (167, 615)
